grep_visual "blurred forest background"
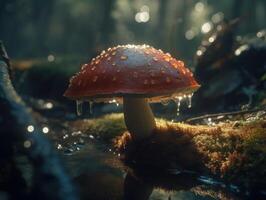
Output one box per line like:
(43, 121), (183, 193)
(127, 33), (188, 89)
(0, 0), (265, 116)
(1, 0), (265, 61)
(0, 2), (266, 199)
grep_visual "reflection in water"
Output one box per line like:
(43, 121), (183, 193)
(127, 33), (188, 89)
(47, 126), (262, 200)
(123, 174), (152, 200)
(123, 170), (201, 200)
(48, 124), (252, 200)
(122, 170), (243, 200)
(33, 105), (265, 200)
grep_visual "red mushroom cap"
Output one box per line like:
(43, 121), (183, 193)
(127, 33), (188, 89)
(64, 44), (200, 102)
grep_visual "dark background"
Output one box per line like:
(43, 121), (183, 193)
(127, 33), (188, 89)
(1, 0), (265, 61)
(0, 0), (265, 116)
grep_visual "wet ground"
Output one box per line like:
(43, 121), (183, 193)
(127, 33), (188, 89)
(25, 97), (266, 200)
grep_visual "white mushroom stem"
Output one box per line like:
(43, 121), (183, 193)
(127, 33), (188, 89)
(123, 97), (156, 141)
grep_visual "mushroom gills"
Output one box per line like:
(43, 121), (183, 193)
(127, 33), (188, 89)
(76, 100), (94, 116)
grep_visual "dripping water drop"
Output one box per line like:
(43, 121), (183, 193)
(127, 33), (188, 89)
(174, 96), (183, 116)
(89, 101), (93, 114)
(76, 100), (83, 116)
(187, 93), (193, 108)
(109, 99), (119, 107)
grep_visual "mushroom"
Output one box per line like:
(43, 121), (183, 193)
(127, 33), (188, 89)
(64, 45), (200, 140)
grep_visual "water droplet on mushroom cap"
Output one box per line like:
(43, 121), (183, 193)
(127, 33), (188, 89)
(177, 60), (184, 67)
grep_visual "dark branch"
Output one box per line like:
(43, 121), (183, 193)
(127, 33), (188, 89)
(185, 107), (265, 124)
(0, 42), (77, 200)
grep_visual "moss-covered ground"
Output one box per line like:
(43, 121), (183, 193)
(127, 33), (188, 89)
(66, 113), (266, 190)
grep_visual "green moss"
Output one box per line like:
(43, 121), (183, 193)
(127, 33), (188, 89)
(87, 114), (126, 143)
(70, 114), (126, 143)
(71, 115), (180, 144)
(244, 130), (266, 153)
(68, 113), (266, 189)
(237, 126), (266, 188)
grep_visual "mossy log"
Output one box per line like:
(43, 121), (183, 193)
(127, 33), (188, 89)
(69, 114), (266, 191)
(117, 120), (266, 190)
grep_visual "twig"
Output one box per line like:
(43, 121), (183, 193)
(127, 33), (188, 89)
(185, 107), (265, 124)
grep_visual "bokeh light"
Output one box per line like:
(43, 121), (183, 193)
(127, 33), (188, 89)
(234, 45), (249, 56)
(196, 50), (203, 56)
(135, 5), (150, 23)
(201, 22), (213, 33)
(27, 125), (34, 133)
(42, 127), (49, 134)
(208, 35), (216, 43)
(140, 5), (149, 12)
(211, 12), (224, 23)
(194, 2), (205, 12)
(23, 140), (32, 148)
(47, 54), (55, 62)
(45, 102), (53, 109)
(185, 30), (196, 40)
